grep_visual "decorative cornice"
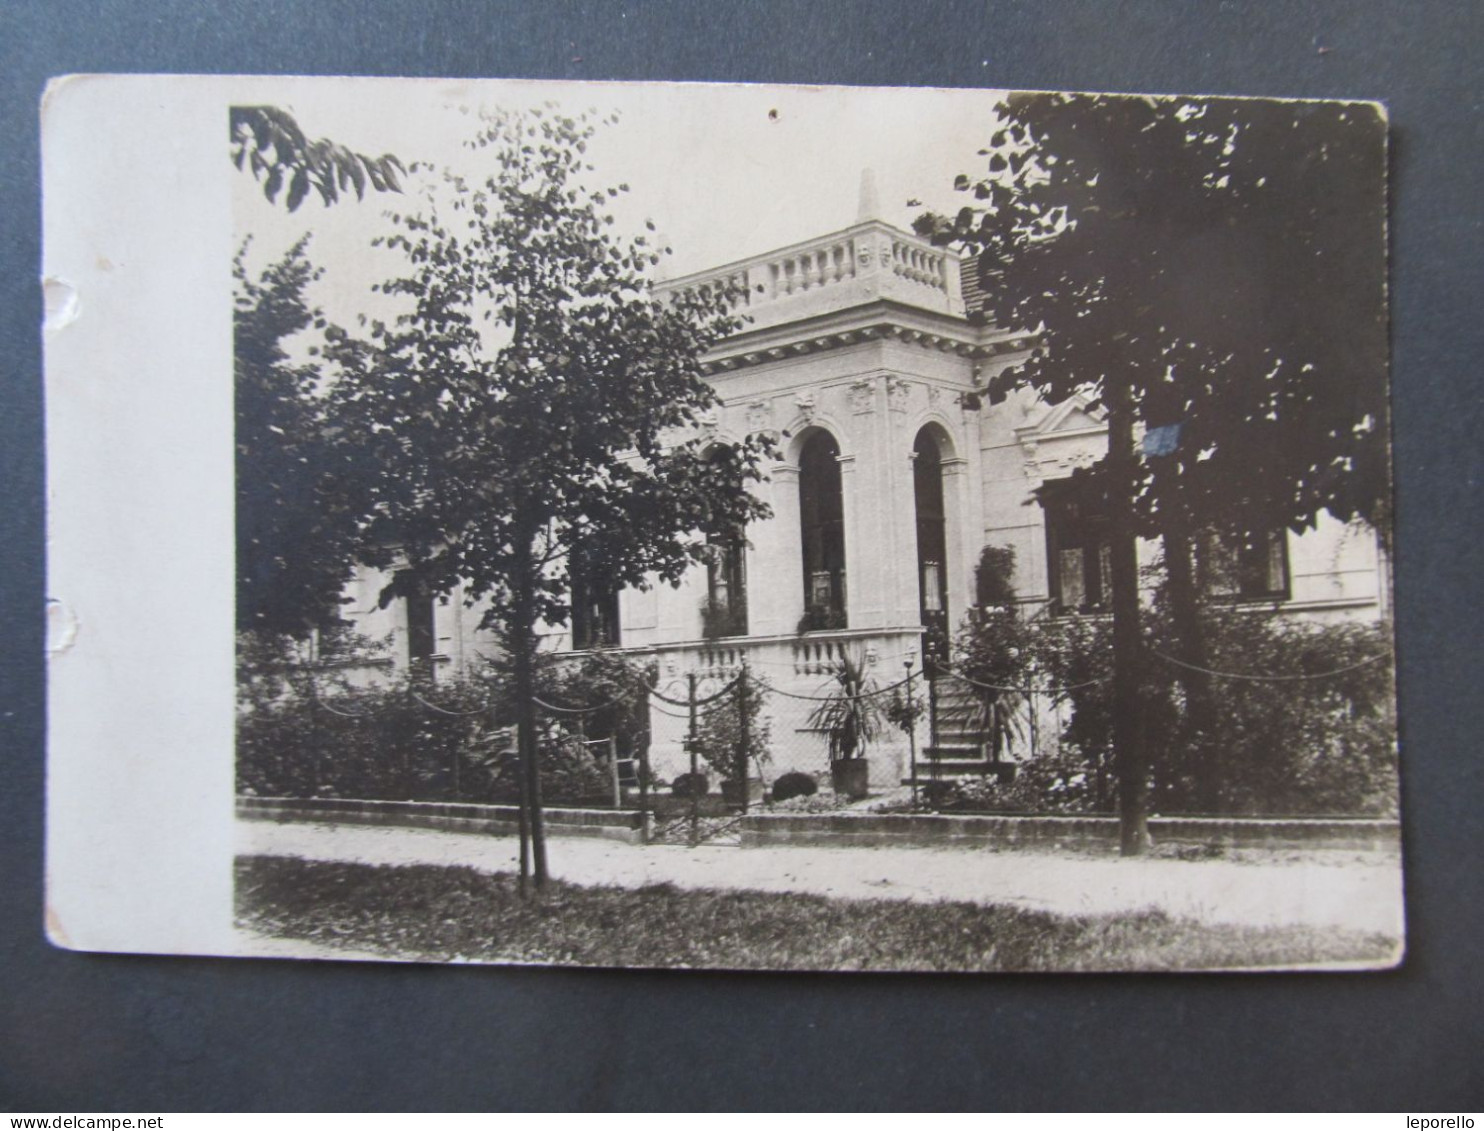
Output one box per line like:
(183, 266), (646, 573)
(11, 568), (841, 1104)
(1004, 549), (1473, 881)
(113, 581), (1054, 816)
(697, 317), (1032, 378)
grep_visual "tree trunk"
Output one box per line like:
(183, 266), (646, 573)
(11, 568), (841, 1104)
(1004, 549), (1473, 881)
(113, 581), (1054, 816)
(1105, 378), (1151, 856)
(512, 556), (549, 889)
(1162, 517), (1218, 812)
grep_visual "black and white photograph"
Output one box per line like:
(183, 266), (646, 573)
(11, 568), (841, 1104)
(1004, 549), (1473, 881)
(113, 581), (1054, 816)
(47, 76), (1402, 973)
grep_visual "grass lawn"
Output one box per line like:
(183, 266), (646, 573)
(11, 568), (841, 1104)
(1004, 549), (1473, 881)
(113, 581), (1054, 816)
(236, 855), (1398, 972)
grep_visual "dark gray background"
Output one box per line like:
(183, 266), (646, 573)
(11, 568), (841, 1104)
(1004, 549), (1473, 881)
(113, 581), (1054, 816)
(2, 0), (1479, 1112)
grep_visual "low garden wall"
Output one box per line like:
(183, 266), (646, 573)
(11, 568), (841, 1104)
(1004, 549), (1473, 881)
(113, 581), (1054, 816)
(237, 795), (647, 844)
(737, 812), (1401, 852)
(239, 796), (1399, 853)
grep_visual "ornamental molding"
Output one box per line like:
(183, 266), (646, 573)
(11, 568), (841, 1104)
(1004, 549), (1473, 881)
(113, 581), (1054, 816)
(1013, 392), (1109, 482)
(698, 317), (1034, 376)
(886, 376), (913, 413)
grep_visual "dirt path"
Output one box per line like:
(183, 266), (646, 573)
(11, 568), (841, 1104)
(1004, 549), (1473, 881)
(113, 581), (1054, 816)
(236, 819), (1405, 938)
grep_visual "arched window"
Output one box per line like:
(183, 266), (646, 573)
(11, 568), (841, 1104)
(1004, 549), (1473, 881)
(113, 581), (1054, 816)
(913, 427), (949, 659)
(798, 430), (846, 630)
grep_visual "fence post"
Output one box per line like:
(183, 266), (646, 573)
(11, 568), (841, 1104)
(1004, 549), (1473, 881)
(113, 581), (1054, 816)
(1027, 688), (1038, 762)
(607, 735), (620, 809)
(452, 712), (462, 800)
(637, 723), (653, 844)
(306, 676), (322, 798)
(688, 672), (700, 847)
(905, 652), (919, 812)
(401, 686), (414, 800)
(737, 664), (751, 815)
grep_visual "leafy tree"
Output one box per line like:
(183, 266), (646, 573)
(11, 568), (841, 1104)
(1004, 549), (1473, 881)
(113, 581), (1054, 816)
(326, 107), (774, 887)
(235, 239), (364, 638)
(231, 106), (407, 212)
(920, 93), (1389, 852)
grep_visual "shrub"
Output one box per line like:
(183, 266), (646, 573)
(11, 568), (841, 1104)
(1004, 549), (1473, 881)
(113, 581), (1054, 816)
(770, 771), (818, 802)
(951, 602), (1040, 761)
(950, 593), (1397, 817)
(235, 628), (624, 807)
(918, 780), (965, 810)
(691, 676), (772, 781)
(974, 544), (1018, 608)
(520, 649), (656, 768)
(480, 730), (615, 806)
(1154, 610), (1397, 816)
(236, 662), (501, 803)
(671, 771), (710, 798)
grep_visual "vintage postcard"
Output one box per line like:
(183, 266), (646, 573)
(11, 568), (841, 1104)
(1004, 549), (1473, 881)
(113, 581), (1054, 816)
(44, 75), (1401, 970)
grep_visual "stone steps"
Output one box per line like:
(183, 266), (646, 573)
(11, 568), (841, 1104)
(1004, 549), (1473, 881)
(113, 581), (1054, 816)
(902, 762), (1017, 785)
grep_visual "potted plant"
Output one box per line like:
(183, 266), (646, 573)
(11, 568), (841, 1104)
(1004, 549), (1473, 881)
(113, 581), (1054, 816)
(807, 652), (886, 800)
(700, 594), (747, 640)
(795, 603), (847, 634)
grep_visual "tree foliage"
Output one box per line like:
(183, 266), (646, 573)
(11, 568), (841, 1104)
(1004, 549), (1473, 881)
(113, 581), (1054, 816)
(320, 107), (775, 886)
(327, 107), (774, 630)
(920, 93), (1391, 849)
(231, 106), (407, 212)
(234, 239), (364, 637)
(919, 92), (1390, 543)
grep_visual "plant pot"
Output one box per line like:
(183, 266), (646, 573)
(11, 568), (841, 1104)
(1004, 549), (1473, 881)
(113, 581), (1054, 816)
(830, 757), (870, 801)
(721, 777), (764, 807)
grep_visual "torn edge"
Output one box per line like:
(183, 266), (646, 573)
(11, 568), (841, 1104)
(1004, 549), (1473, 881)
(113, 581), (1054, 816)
(45, 597), (78, 657)
(42, 276), (80, 335)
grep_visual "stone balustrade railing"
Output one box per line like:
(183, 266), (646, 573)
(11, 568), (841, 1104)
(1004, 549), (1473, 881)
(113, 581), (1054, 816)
(655, 220), (965, 331)
(576, 625), (925, 691)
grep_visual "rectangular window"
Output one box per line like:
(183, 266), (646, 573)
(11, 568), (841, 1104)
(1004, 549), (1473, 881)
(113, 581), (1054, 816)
(1041, 480), (1111, 613)
(571, 551), (621, 650)
(403, 588), (437, 676)
(1203, 528), (1291, 601)
(705, 533), (748, 637)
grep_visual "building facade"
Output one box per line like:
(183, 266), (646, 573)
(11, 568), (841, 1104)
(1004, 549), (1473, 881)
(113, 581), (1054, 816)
(346, 195), (1388, 789)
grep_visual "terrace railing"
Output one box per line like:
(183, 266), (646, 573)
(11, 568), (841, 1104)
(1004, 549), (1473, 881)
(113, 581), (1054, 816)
(655, 220), (966, 332)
